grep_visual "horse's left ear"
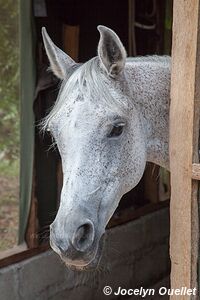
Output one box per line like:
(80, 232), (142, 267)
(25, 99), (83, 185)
(97, 25), (127, 78)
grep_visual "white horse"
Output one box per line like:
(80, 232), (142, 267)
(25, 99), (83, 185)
(42, 25), (170, 270)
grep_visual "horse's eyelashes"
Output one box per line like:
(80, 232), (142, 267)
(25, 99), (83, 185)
(107, 124), (124, 138)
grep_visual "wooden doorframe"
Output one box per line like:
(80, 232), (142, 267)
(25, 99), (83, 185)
(170, 1), (200, 298)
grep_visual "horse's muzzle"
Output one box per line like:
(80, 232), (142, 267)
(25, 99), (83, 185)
(50, 219), (99, 267)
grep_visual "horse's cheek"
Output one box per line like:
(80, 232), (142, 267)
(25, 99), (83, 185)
(122, 136), (146, 191)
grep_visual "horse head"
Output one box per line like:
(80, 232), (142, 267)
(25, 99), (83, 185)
(42, 26), (146, 269)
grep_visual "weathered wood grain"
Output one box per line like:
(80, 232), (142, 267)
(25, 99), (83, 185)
(170, 1), (200, 299)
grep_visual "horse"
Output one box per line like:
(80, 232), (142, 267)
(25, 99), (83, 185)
(41, 25), (170, 270)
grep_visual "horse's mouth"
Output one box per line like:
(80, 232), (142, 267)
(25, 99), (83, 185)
(61, 235), (105, 271)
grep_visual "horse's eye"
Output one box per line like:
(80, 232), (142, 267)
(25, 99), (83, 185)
(107, 124), (124, 138)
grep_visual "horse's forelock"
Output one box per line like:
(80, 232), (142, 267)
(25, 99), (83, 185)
(41, 57), (130, 133)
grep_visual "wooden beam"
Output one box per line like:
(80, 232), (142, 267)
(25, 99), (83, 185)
(0, 244), (49, 269)
(170, 1), (200, 299)
(62, 24), (79, 62)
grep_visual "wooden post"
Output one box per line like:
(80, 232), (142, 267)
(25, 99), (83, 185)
(170, 1), (200, 299)
(62, 24), (80, 62)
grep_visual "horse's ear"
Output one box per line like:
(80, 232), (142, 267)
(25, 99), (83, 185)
(97, 25), (127, 78)
(42, 27), (76, 80)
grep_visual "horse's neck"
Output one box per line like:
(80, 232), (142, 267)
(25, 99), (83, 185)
(126, 57), (171, 170)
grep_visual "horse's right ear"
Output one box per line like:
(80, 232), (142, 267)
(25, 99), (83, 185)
(42, 27), (76, 80)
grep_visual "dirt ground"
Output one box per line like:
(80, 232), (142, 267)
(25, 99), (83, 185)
(0, 175), (19, 251)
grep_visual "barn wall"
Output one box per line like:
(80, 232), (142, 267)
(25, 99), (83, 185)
(0, 207), (170, 300)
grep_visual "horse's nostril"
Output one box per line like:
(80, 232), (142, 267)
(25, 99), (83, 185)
(57, 244), (67, 255)
(72, 221), (94, 252)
